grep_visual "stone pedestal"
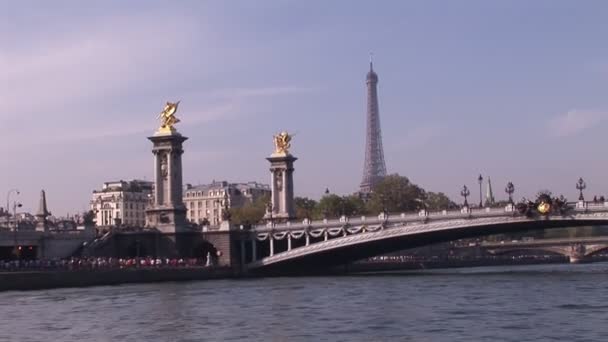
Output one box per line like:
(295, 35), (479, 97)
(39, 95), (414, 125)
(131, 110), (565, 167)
(145, 132), (188, 233)
(264, 154), (297, 222)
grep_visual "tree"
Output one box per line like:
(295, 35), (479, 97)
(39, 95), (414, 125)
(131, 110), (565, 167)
(295, 197), (317, 220)
(229, 194), (270, 226)
(424, 191), (457, 211)
(366, 174), (426, 213)
(314, 194), (367, 219)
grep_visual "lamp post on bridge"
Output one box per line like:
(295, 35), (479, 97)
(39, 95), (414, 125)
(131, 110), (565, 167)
(505, 182), (515, 204)
(266, 201), (274, 226)
(477, 174), (483, 208)
(576, 177), (586, 201)
(460, 185), (470, 208)
(380, 194), (387, 216)
(5, 189), (19, 230)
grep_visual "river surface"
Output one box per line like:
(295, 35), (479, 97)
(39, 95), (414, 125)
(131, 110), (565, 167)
(1, 263), (608, 341)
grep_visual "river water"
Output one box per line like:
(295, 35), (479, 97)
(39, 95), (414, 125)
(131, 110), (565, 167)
(1, 263), (608, 341)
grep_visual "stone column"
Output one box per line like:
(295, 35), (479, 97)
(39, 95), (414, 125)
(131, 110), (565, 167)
(145, 131), (188, 233)
(264, 154), (297, 222)
(269, 238), (274, 257)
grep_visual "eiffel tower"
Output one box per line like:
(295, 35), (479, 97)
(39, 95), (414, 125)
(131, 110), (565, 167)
(360, 58), (387, 194)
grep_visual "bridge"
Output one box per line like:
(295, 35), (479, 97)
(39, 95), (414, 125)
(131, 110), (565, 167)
(479, 236), (608, 264)
(240, 202), (608, 274)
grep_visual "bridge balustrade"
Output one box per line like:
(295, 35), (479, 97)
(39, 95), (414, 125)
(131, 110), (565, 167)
(240, 201), (608, 269)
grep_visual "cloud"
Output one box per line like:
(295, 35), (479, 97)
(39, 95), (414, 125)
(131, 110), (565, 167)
(0, 9), (316, 148)
(391, 124), (445, 151)
(0, 83), (314, 151)
(0, 13), (200, 117)
(219, 86), (318, 98)
(547, 109), (608, 137)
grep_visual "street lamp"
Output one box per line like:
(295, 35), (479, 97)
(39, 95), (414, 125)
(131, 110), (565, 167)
(477, 174), (483, 208)
(5, 189), (19, 228)
(266, 201), (274, 225)
(505, 182), (515, 204)
(576, 177), (586, 201)
(12, 200), (22, 260)
(460, 185), (470, 207)
(379, 194), (387, 215)
(5, 189), (19, 229)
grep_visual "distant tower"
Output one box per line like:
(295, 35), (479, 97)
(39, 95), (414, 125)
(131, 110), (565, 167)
(485, 177), (495, 207)
(360, 56), (387, 194)
(35, 190), (50, 232)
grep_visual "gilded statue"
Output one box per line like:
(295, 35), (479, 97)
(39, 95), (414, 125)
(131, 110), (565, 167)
(273, 131), (292, 155)
(157, 101), (181, 133)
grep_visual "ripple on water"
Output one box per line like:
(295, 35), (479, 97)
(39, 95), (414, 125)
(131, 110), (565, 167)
(2, 264), (608, 341)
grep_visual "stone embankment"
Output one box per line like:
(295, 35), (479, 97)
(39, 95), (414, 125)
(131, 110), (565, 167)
(0, 267), (235, 291)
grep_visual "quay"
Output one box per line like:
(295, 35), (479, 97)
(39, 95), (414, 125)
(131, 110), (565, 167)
(0, 267), (236, 292)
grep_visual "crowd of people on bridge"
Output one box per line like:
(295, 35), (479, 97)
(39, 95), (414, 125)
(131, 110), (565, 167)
(0, 256), (216, 272)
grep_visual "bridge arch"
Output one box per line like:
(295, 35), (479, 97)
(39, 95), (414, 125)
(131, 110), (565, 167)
(582, 244), (608, 258)
(247, 214), (608, 274)
(486, 246), (571, 257)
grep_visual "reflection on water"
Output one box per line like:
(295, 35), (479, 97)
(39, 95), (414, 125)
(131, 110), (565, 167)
(1, 263), (608, 341)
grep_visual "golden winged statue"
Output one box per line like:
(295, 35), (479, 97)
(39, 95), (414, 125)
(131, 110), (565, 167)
(273, 131), (292, 155)
(157, 101), (181, 133)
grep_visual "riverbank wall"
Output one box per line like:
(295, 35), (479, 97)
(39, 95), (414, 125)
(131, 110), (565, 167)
(0, 267), (236, 292)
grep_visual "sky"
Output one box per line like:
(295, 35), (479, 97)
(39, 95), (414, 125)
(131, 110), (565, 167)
(2, 0), (608, 215)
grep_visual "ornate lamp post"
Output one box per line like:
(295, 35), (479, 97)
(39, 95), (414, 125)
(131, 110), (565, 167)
(477, 174), (483, 208)
(5, 189), (19, 229)
(505, 182), (515, 204)
(576, 177), (586, 201)
(266, 201), (274, 225)
(380, 194), (387, 215)
(460, 185), (470, 207)
(11, 198), (22, 259)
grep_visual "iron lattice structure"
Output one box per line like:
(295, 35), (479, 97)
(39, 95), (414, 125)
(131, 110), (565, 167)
(360, 61), (387, 194)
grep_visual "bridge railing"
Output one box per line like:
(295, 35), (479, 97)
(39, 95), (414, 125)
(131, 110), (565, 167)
(250, 202), (608, 233)
(252, 206), (515, 233)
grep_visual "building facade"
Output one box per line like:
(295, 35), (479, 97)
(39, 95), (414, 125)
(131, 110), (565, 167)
(90, 180), (153, 227)
(183, 181), (270, 226)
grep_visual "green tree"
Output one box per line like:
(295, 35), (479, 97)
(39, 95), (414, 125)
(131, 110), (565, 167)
(229, 194), (269, 226)
(424, 191), (457, 210)
(314, 194), (367, 219)
(366, 174), (426, 213)
(295, 197), (317, 220)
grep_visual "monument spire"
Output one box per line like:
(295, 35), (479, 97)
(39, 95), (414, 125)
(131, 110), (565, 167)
(35, 190), (50, 232)
(36, 190), (49, 217)
(360, 56), (387, 194)
(485, 177), (495, 206)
